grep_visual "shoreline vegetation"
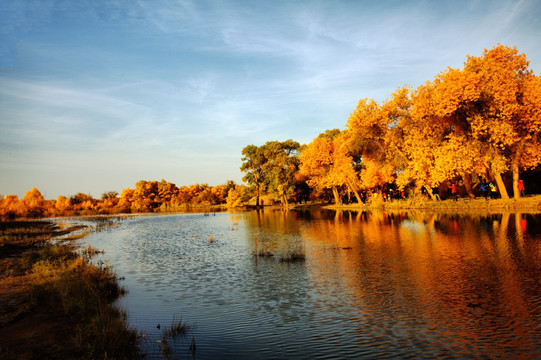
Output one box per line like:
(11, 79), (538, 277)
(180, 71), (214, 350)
(1, 201), (540, 359)
(318, 194), (541, 214)
(1, 183), (540, 222)
(0, 219), (141, 360)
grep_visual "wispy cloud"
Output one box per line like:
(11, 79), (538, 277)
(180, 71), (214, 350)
(1, 0), (540, 198)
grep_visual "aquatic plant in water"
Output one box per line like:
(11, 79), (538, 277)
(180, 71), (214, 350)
(279, 247), (306, 262)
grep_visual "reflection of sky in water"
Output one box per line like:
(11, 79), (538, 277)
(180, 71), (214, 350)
(400, 219), (427, 233)
(75, 210), (541, 359)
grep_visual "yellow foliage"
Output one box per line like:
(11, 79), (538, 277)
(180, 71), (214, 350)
(299, 130), (360, 194)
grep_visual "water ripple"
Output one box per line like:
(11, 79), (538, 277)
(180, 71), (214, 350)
(77, 211), (541, 359)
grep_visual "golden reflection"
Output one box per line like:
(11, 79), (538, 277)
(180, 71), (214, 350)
(242, 209), (541, 357)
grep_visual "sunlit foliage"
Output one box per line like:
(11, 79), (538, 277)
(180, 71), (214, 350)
(241, 140), (302, 208)
(298, 44), (541, 201)
(0, 180), (239, 219)
(299, 130), (362, 203)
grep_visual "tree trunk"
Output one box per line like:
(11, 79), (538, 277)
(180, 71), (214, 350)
(255, 184), (260, 208)
(460, 171), (475, 198)
(282, 195), (289, 210)
(512, 160), (520, 199)
(347, 181), (362, 204)
(332, 186), (340, 204)
(426, 187), (436, 201)
(493, 172), (510, 200)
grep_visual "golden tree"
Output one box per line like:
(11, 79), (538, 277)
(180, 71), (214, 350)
(464, 45), (541, 198)
(22, 188), (48, 217)
(347, 88), (410, 195)
(411, 45), (541, 199)
(401, 70), (486, 198)
(299, 129), (341, 203)
(299, 130), (363, 204)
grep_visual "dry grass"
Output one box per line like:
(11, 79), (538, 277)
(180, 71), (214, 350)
(324, 194), (541, 214)
(162, 316), (193, 339)
(279, 247), (306, 263)
(0, 220), (141, 359)
(252, 246), (274, 257)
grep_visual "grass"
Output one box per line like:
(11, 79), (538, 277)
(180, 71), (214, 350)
(279, 247), (306, 263)
(252, 246), (274, 257)
(252, 235), (274, 258)
(0, 220), (141, 360)
(158, 316), (196, 359)
(322, 194), (541, 213)
(162, 316), (193, 339)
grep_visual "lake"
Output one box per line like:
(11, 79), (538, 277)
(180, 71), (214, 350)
(76, 209), (541, 359)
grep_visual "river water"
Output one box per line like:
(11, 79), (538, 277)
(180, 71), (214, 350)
(77, 209), (541, 359)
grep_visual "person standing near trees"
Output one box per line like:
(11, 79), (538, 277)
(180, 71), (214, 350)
(518, 180), (525, 197)
(489, 182), (498, 199)
(451, 183), (459, 201)
(479, 180), (489, 199)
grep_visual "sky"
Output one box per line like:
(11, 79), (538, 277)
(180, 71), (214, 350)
(1, 0), (540, 199)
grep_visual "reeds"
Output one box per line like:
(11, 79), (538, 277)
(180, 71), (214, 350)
(252, 246), (274, 257)
(0, 220), (141, 359)
(279, 247), (306, 262)
(158, 316), (196, 359)
(26, 251), (140, 358)
(252, 236), (306, 262)
(162, 316), (192, 338)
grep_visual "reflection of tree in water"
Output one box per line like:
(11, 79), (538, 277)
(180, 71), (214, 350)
(242, 209), (313, 326)
(246, 257), (312, 325)
(283, 209), (541, 358)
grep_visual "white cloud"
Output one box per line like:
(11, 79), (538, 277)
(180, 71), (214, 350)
(1, 0), (540, 198)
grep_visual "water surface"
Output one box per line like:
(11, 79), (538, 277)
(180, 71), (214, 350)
(78, 210), (541, 359)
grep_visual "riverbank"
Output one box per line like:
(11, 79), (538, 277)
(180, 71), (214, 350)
(0, 220), (140, 360)
(314, 194), (541, 213)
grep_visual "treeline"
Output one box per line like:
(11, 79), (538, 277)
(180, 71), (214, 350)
(241, 45), (541, 205)
(2, 45), (540, 218)
(0, 180), (253, 219)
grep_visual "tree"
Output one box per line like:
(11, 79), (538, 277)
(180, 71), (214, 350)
(55, 195), (72, 212)
(240, 145), (267, 207)
(406, 45), (541, 199)
(399, 72), (486, 199)
(119, 188), (134, 212)
(157, 180), (178, 204)
(299, 130), (341, 203)
(299, 129), (362, 203)
(175, 186), (192, 204)
(23, 188), (47, 217)
(347, 87), (411, 194)
(0, 195), (22, 219)
(463, 45), (541, 198)
(70, 193), (95, 209)
(101, 191), (119, 200)
(132, 180), (159, 211)
(100, 191), (119, 211)
(261, 140), (301, 208)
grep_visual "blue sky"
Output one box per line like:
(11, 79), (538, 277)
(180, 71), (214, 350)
(1, 0), (540, 199)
